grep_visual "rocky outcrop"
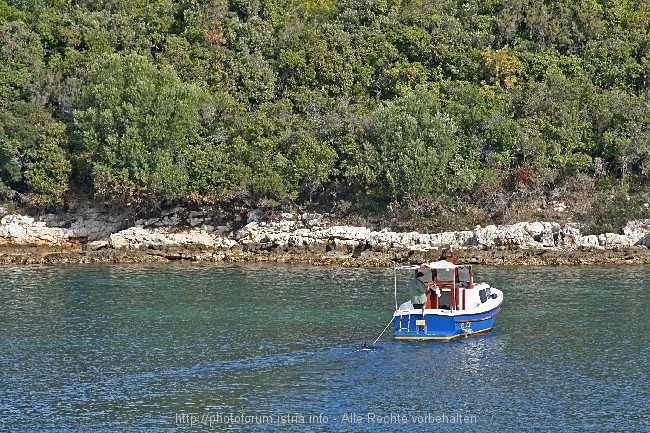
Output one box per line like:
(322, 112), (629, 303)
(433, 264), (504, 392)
(3, 207), (650, 266)
(0, 214), (73, 245)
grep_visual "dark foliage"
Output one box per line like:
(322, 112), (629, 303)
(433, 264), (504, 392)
(1, 0), (649, 231)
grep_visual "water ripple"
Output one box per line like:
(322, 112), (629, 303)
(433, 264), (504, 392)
(0, 263), (647, 432)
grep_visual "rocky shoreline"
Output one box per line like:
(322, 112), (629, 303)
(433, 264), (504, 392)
(2, 206), (650, 266)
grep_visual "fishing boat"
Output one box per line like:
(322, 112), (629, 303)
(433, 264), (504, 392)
(392, 258), (503, 341)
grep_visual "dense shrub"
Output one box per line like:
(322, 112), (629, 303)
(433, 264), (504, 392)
(1, 0), (649, 231)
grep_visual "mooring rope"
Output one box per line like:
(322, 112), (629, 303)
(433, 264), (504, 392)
(371, 317), (395, 346)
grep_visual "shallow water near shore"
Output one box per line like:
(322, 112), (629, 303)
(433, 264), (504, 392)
(0, 263), (648, 432)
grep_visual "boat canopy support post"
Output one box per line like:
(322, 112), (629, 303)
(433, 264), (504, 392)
(394, 271), (398, 310)
(469, 267), (474, 288)
(450, 271), (456, 311)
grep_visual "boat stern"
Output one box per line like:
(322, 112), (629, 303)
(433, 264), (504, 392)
(393, 298), (502, 341)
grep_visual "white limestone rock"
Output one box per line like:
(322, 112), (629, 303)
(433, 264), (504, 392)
(598, 233), (635, 248)
(0, 214), (73, 244)
(247, 209), (262, 223)
(474, 225), (499, 246)
(429, 230), (476, 247)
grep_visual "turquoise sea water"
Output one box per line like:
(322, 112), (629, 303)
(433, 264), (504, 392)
(0, 263), (648, 432)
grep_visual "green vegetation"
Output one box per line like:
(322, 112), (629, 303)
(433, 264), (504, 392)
(1, 0), (649, 231)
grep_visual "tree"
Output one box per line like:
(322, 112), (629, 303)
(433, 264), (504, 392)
(513, 66), (596, 185)
(72, 52), (204, 200)
(0, 20), (70, 204)
(360, 86), (469, 200)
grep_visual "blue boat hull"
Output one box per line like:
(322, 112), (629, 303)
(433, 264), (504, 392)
(393, 305), (502, 341)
